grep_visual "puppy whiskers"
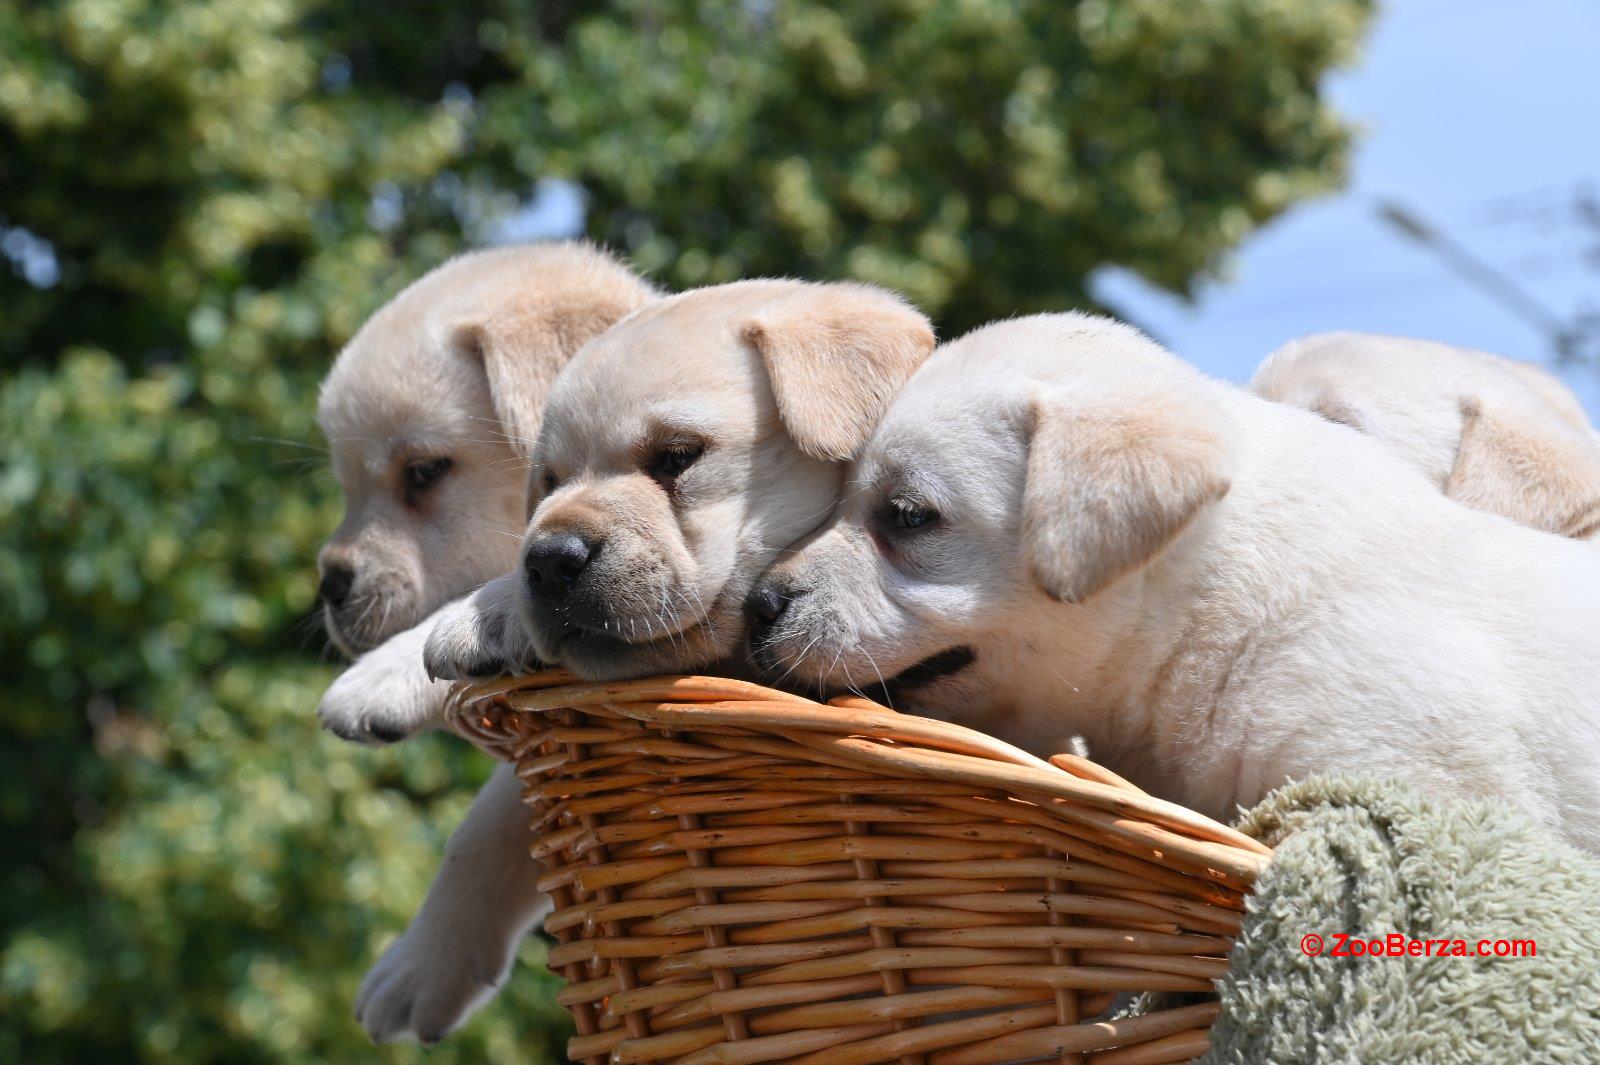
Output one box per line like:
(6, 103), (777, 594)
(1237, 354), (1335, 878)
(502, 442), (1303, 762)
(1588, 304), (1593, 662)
(862, 649), (895, 711)
(249, 435), (328, 454)
(458, 415), (537, 452)
(347, 594), (379, 642)
(767, 632), (822, 691)
(819, 643), (851, 702)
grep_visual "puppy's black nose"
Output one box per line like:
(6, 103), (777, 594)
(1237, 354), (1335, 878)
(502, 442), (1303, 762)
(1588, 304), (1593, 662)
(318, 562), (355, 609)
(745, 583), (793, 647)
(525, 533), (600, 600)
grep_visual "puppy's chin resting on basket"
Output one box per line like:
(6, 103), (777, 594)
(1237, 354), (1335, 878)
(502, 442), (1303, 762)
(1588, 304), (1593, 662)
(422, 572), (745, 685)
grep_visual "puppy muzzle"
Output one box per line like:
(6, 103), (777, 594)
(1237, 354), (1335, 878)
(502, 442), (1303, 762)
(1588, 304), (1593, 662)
(524, 532), (602, 602)
(744, 582), (797, 651)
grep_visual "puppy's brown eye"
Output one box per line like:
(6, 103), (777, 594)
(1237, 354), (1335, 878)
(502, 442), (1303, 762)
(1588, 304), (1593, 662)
(404, 456), (453, 494)
(650, 441), (704, 482)
(541, 470), (558, 494)
(889, 497), (938, 531)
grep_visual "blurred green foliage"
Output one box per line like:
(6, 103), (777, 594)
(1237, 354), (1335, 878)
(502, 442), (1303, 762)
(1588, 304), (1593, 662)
(0, 0), (1370, 1058)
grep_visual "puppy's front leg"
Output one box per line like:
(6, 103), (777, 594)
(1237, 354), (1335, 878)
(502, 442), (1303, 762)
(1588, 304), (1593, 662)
(318, 606), (458, 745)
(424, 574), (541, 681)
(355, 762), (547, 1044)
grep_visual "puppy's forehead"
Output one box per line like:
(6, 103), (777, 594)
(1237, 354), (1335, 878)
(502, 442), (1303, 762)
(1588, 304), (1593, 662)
(857, 312), (1165, 489)
(864, 408), (1012, 500)
(934, 313), (1183, 394)
(870, 415), (958, 472)
(871, 356), (1017, 462)
(541, 281), (804, 457)
(320, 329), (487, 478)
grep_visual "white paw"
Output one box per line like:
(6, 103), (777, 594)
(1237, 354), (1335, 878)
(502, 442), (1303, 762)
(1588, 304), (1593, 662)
(354, 923), (514, 1045)
(318, 623), (450, 745)
(423, 575), (541, 681)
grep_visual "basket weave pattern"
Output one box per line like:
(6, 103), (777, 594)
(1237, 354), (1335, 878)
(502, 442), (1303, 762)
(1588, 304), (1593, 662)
(450, 672), (1272, 1065)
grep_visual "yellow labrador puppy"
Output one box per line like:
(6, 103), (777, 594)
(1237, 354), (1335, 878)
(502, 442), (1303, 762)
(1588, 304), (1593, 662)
(315, 242), (656, 743)
(748, 313), (1600, 852)
(361, 279), (934, 1044)
(1253, 332), (1600, 538)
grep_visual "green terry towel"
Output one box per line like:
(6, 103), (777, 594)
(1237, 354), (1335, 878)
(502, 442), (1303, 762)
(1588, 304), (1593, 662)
(1199, 776), (1600, 1064)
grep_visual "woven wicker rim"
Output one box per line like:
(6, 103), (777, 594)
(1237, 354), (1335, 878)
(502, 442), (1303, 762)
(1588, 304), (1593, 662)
(448, 671), (1271, 1065)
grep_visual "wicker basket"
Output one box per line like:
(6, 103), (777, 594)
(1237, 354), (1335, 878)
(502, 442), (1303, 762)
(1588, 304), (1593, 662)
(448, 671), (1272, 1065)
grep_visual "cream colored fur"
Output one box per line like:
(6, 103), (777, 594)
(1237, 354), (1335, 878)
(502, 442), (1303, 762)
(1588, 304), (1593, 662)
(424, 279), (934, 681)
(1252, 332), (1600, 538)
(752, 313), (1600, 853)
(316, 242), (656, 743)
(402, 279), (934, 1044)
(312, 243), (656, 1044)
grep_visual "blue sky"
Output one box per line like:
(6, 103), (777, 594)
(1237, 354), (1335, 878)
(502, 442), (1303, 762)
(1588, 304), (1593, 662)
(1095, 0), (1600, 411)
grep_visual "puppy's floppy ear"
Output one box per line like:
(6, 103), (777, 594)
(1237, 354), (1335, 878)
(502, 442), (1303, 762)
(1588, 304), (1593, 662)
(740, 283), (935, 461)
(1306, 395), (1367, 433)
(1501, 360), (1593, 434)
(455, 289), (648, 462)
(1446, 396), (1600, 539)
(1023, 390), (1234, 603)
